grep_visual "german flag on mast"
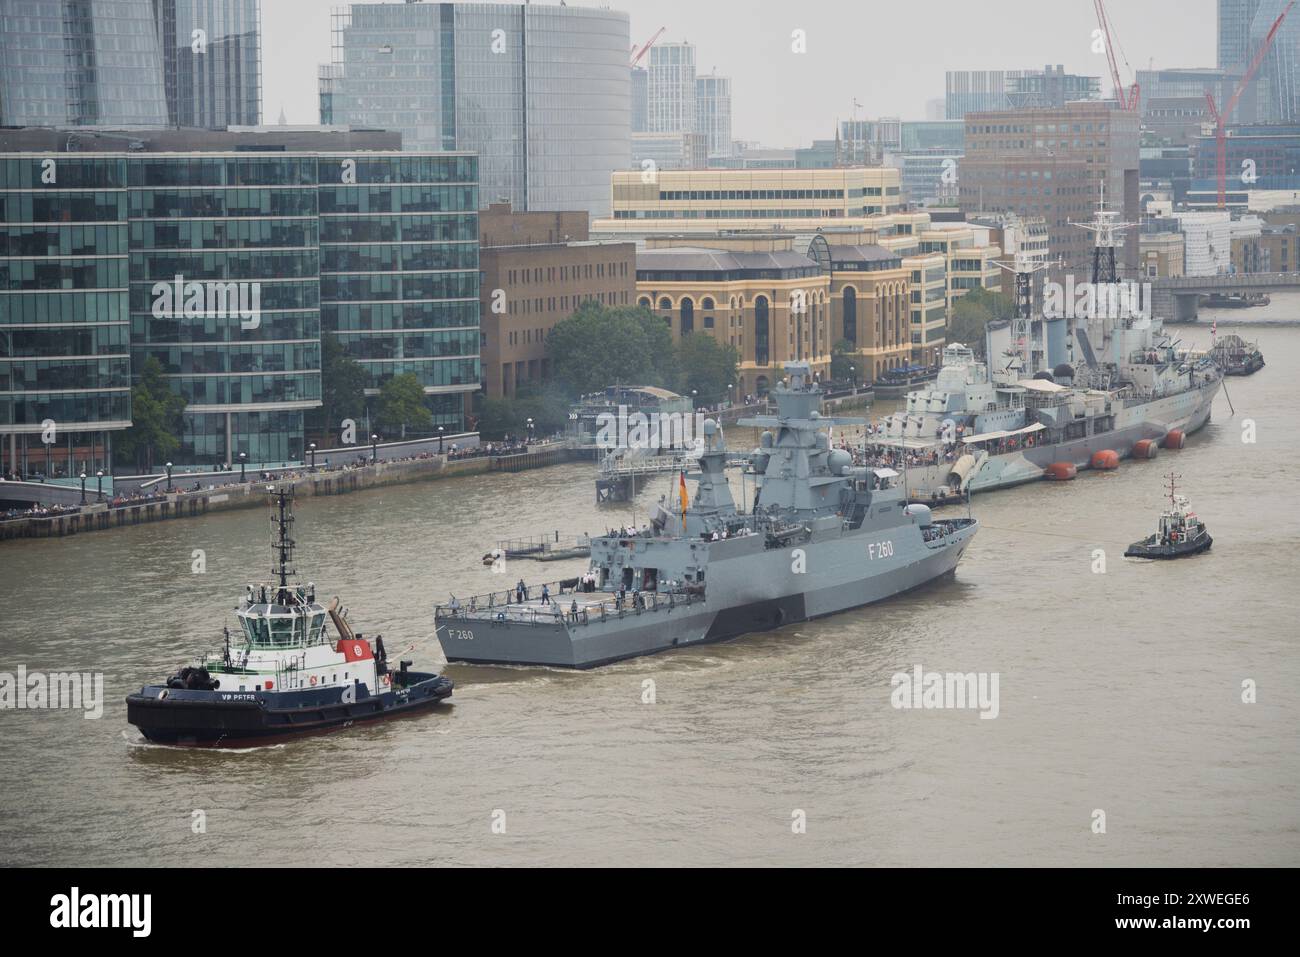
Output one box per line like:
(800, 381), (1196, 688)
(679, 469), (689, 530)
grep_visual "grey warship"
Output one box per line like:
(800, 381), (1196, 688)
(435, 363), (978, 668)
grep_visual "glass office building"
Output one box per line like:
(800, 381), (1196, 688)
(129, 154), (322, 466)
(0, 154), (132, 480)
(321, 2), (629, 219)
(0, 0), (169, 126)
(317, 153), (480, 432)
(3, 126), (478, 468)
(155, 0), (262, 128)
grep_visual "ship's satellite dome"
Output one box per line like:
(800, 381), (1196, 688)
(828, 449), (852, 475)
(703, 418), (718, 436)
(1053, 363), (1075, 379)
(760, 430), (774, 448)
(810, 410), (821, 419)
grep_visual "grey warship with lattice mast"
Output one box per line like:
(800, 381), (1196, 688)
(435, 362), (978, 668)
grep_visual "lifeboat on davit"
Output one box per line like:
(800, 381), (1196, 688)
(1132, 439), (1159, 460)
(1162, 429), (1186, 449)
(1090, 449), (1120, 470)
(1044, 462), (1078, 481)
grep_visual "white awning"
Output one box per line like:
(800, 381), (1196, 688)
(873, 468), (900, 478)
(962, 422), (1046, 444)
(1017, 378), (1068, 393)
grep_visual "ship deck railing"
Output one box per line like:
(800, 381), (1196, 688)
(437, 583), (707, 627)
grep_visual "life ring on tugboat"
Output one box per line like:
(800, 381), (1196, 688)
(310, 675), (317, 686)
(382, 674), (392, 686)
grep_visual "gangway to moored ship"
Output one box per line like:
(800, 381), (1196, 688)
(491, 532), (592, 562)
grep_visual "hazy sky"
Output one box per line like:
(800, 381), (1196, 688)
(263, 0), (1218, 146)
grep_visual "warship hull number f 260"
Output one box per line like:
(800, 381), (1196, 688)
(868, 540), (894, 560)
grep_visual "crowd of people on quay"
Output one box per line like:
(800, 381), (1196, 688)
(447, 440), (528, 460)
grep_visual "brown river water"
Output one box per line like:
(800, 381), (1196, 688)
(1, 321), (1297, 867)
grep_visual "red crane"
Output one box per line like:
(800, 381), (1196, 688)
(1093, 0), (1139, 111)
(1206, 0), (1295, 209)
(630, 27), (666, 68)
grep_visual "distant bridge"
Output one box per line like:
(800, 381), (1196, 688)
(1152, 273), (1300, 322)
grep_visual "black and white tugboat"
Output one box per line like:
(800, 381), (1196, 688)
(1124, 472), (1212, 559)
(127, 488), (452, 746)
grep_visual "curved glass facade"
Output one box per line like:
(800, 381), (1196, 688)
(323, 2), (629, 219)
(0, 154), (131, 479)
(0, 0), (168, 126)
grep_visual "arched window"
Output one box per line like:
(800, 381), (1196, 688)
(754, 295), (770, 367)
(700, 297), (715, 329)
(680, 297), (694, 335)
(755, 374), (770, 397)
(843, 286), (857, 345)
(638, 296), (651, 309)
(659, 297), (672, 310)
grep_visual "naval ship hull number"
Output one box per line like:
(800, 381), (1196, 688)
(868, 540), (894, 560)
(448, 629), (475, 641)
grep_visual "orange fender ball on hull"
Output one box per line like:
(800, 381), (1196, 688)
(1090, 449), (1120, 470)
(1044, 462), (1078, 481)
(1162, 429), (1186, 449)
(1132, 439), (1159, 459)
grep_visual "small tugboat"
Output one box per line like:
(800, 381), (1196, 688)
(1124, 473), (1212, 559)
(127, 488), (452, 746)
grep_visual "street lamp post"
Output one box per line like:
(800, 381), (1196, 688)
(309, 442), (316, 469)
(96, 469), (104, 502)
(438, 425), (444, 453)
(80, 471), (87, 504)
(371, 434), (378, 464)
(165, 461), (173, 492)
(727, 383), (734, 408)
(238, 452), (246, 483)
(526, 418), (534, 444)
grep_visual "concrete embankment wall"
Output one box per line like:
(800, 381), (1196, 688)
(0, 447), (572, 544)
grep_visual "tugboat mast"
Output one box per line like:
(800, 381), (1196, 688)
(1165, 471), (1182, 510)
(272, 488), (296, 598)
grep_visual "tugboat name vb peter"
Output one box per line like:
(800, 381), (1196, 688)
(1125, 472), (1212, 559)
(126, 488), (453, 747)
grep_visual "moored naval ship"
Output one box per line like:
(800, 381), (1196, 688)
(871, 203), (1221, 498)
(435, 363), (978, 668)
(127, 489), (453, 746)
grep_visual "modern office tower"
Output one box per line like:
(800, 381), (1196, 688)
(695, 73), (732, 159)
(1250, 0), (1300, 122)
(631, 132), (708, 171)
(960, 101), (1142, 279)
(154, 0), (262, 128)
(1219, 0), (1264, 70)
(647, 41), (696, 134)
(946, 71), (1024, 119)
(839, 118), (901, 165)
(631, 67), (649, 134)
(0, 154), (132, 481)
(317, 152), (480, 433)
(320, 1), (630, 220)
(0, 0), (168, 126)
(1136, 67), (1247, 144)
(478, 205), (636, 399)
(946, 67), (1100, 120)
(1, 127), (480, 466)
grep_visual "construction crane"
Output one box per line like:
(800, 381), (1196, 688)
(1205, 0), (1295, 209)
(1093, 0), (1139, 111)
(630, 26), (666, 68)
